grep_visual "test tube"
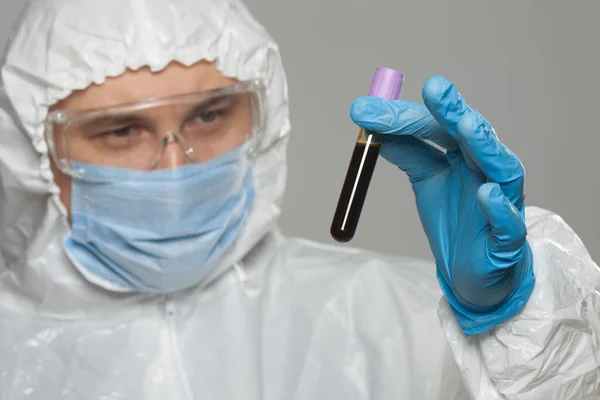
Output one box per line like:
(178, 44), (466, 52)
(330, 67), (405, 243)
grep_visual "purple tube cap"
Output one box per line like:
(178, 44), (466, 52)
(368, 66), (405, 100)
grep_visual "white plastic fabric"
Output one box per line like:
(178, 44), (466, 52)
(441, 207), (600, 399)
(0, 0), (598, 399)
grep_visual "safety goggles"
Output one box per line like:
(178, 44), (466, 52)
(45, 80), (266, 178)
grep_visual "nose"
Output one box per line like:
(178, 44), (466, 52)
(151, 132), (197, 169)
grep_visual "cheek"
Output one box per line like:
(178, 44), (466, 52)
(49, 160), (72, 221)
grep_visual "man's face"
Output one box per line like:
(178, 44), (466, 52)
(49, 61), (245, 217)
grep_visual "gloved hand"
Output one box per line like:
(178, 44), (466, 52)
(350, 76), (535, 336)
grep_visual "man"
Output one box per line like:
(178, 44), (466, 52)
(0, 0), (598, 398)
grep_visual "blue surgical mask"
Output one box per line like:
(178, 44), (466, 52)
(63, 145), (255, 293)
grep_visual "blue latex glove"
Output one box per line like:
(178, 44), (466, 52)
(350, 76), (535, 336)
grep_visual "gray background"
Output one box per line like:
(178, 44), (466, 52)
(1, 0), (599, 261)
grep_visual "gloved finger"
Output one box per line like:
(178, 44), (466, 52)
(421, 76), (472, 137)
(379, 135), (450, 185)
(477, 183), (527, 254)
(420, 76), (480, 170)
(350, 96), (459, 151)
(457, 111), (525, 207)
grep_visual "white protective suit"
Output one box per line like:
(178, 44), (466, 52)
(0, 0), (599, 399)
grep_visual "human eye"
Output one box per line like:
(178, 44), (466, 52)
(93, 125), (144, 149)
(188, 107), (229, 125)
(183, 108), (230, 139)
(105, 126), (138, 137)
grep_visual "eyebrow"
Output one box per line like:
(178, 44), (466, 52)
(182, 96), (236, 121)
(78, 114), (153, 134)
(76, 95), (239, 133)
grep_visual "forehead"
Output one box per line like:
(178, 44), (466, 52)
(52, 61), (237, 111)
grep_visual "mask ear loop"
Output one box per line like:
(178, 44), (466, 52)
(149, 132), (197, 169)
